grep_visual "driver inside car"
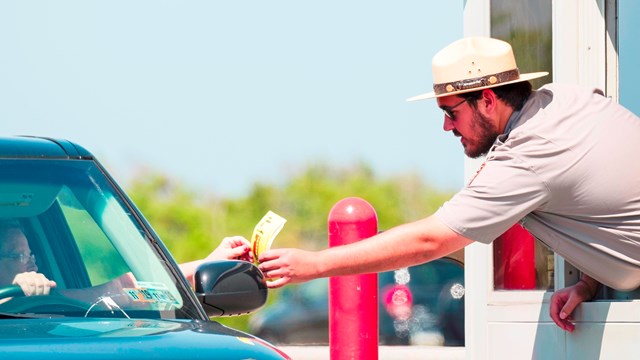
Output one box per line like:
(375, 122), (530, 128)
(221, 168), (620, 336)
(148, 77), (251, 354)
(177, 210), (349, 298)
(0, 219), (253, 304)
(0, 220), (55, 302)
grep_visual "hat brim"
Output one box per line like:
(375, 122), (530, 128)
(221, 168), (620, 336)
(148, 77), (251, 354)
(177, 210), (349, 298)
(406, 71), (549, 102)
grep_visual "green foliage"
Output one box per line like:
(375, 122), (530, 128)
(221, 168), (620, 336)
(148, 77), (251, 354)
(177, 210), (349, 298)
(126, 161), (454, 332)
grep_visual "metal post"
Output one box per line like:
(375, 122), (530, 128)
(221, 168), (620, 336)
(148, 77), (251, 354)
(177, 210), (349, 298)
(328, 197), (378, 360)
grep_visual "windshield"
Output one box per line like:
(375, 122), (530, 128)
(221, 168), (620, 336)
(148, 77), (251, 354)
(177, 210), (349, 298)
(0, 159), (201, 320)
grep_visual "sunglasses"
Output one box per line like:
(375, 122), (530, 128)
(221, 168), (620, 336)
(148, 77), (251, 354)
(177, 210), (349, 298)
(440, 98), (469, 121)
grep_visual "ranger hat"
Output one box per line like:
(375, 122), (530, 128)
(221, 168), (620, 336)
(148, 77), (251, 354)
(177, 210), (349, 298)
(407, 37), (549, 101)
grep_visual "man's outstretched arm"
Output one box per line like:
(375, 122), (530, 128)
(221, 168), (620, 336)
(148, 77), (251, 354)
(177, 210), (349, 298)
(258, 215), (473, 288)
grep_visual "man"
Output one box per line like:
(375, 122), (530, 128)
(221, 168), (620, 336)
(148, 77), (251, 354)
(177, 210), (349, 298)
(258, 37), (640, 333)
(0, 220), (55, 300)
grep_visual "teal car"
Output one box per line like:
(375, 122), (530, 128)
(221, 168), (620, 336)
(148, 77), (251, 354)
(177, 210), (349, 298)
(0, 136), (290, 359)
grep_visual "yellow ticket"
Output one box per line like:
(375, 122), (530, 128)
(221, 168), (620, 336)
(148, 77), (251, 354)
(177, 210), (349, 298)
(251, 211), (287, 264)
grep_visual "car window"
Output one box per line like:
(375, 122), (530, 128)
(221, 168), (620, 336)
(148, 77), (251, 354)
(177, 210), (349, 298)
(58, 185), (129, 285)
(0, 159), (200, 320)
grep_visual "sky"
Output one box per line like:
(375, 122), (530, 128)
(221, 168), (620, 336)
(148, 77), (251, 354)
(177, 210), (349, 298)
(0, 1), (465, 197)
(619, 0), (640, 116)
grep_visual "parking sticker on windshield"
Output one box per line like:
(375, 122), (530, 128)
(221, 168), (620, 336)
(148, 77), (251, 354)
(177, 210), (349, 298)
(124, 286), (180, 305)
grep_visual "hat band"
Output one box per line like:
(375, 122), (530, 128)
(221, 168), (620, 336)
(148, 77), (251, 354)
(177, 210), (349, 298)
(433, 69), (521, 95)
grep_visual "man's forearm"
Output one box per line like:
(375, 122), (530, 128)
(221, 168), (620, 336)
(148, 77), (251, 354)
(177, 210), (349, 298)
(314, 216), (471, 278)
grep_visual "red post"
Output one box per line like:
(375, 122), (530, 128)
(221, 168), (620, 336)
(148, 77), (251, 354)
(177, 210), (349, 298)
(328, 197), (378, 360)
(493, 223), (536, 289)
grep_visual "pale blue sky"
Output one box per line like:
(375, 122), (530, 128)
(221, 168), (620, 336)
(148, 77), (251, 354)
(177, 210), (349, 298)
(0, 1), (465, 196)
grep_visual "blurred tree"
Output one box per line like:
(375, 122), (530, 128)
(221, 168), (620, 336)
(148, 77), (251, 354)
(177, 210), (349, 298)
(127, 162), (455, 332)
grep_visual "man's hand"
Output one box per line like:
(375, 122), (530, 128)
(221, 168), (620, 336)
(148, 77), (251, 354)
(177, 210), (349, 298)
(549, 275), (599, 332)
(258, 248), (320, 288)
(12, 271), (57, 296)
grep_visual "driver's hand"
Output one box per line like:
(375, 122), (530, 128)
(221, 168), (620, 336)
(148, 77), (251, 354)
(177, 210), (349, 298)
(206, 236), (253, 263)
(13, 271), (57, 296)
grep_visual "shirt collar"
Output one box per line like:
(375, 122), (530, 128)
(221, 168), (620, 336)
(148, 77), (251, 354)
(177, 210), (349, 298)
(499, 94), (532, 140)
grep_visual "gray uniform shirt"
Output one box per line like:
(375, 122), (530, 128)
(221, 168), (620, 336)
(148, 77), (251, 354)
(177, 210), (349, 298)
(435, 83), (640, 291)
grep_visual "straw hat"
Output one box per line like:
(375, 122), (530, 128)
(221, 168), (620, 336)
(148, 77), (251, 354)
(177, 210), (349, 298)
(407, 37), (549, 101)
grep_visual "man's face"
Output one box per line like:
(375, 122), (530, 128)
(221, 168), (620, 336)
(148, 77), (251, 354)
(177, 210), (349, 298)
(437, 96), (500, 158)
(0, 228), (36, 285)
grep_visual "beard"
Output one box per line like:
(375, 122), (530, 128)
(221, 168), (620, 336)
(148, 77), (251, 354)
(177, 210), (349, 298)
(463, 110), (501, 158)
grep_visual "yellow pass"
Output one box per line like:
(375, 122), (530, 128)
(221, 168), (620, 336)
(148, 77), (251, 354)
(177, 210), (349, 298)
(251, 211), (287, 264)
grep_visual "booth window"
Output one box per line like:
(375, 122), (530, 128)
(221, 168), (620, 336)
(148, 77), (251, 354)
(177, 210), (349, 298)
(493, 224), (554, 290)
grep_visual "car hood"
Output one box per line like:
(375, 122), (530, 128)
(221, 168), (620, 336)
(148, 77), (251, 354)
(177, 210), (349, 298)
(0, 317), (289, 359)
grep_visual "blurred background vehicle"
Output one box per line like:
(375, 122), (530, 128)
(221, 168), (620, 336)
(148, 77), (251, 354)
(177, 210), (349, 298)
(250, 256), (465, 346)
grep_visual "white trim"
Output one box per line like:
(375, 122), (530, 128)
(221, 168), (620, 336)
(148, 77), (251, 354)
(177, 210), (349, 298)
(462, 1), (492, 358)
(553, 0), (607, 89)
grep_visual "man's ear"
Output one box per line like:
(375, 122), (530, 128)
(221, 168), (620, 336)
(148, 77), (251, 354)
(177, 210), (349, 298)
(479, 89), (498, 114)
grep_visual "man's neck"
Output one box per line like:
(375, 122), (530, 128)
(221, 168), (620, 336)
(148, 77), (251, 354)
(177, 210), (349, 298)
(497, 104), (515, 134)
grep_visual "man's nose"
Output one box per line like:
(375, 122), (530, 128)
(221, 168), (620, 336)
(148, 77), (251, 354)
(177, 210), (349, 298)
(443, 116), (455, 132)
(26, 255), (37, 271)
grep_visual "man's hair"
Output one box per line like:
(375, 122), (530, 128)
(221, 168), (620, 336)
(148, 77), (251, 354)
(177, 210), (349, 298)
(459, 81), (533, 111)
(0, 219), (24, 239)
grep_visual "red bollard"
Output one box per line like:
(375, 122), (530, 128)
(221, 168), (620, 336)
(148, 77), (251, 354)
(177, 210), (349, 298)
(493, 223), (536, 290)
(328, 197), (378, 360)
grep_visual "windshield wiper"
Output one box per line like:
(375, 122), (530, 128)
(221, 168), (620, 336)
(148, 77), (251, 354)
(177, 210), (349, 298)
(0, 312), (64, 319)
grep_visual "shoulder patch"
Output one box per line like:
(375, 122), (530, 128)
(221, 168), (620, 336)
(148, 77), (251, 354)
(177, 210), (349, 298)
(468, 161), (486, 186)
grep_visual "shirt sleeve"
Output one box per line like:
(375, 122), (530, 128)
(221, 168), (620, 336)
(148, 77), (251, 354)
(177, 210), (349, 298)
(435, 152), (551, 244)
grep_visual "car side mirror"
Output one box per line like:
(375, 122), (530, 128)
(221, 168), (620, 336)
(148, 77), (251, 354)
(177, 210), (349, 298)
(194, 260), (268, 317)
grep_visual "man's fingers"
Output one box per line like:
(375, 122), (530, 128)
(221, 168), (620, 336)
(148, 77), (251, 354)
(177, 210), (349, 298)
(229, 245), (250, 257)
(241, 251), (254, 263)
(229, 236), (251, 247)
(549, 290), (579, 333)
(549, 295), (561, 320)
(17, 283), (31, 296)
(549, 292), (572, 332)
(34, 276), (47, 296)
(258, 249), (281, 263)
(43, 282), (52, 296)
(258, 250), (284, 269)
(559, 295), (581, 322)
(557, 296), (580, 332)
(266, 276), (290, 289)
(13, 272), (56, 297)
(258, 258), (283, 274)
